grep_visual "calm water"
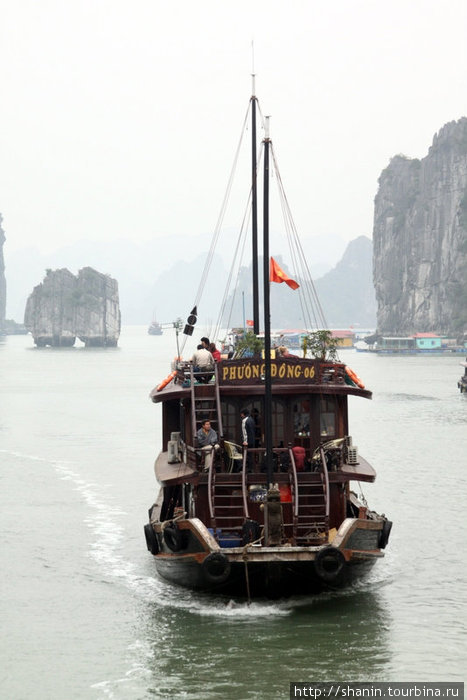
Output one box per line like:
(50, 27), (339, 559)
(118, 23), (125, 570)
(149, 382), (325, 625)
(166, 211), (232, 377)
(1, 327), (466, 699)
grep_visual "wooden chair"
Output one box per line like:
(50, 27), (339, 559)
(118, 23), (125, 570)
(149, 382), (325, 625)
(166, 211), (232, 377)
(224, 441), (243, 473)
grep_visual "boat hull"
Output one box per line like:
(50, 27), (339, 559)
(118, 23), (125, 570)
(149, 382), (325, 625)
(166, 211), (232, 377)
(145, 514), (388, 599)
(153, 551), (377, 598)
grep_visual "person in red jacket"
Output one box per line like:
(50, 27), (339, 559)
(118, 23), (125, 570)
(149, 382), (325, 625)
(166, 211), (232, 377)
(209, 342), (221, 362)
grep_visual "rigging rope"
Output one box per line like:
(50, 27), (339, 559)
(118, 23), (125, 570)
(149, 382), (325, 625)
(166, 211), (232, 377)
(177, 95), (335, 358)
(212, 143), (265, 344)
(179, 101), (251, 356)
(270, 142), (329, 331)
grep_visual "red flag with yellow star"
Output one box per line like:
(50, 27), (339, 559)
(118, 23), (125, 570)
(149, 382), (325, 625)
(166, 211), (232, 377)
(269, 257), (299, 290)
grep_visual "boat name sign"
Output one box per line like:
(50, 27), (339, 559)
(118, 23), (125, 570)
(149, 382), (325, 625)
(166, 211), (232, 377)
(219, 358), (330, 385)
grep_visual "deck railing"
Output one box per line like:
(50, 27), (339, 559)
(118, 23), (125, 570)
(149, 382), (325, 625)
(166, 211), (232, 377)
(319, 445), (330, 526)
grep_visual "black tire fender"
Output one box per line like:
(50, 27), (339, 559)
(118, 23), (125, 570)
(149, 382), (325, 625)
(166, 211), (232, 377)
(163, 522), (184, 552)
(314, 546), (346, 583)
(144, 523), (159, 555)
(202, 552), (231, 584)
(379, 520), (393, 549)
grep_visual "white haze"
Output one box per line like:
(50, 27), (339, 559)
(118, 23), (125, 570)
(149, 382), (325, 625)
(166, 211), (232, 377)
(1, 0), (466, 318)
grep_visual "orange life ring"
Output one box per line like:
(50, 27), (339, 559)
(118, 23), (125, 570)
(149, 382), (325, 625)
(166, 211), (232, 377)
(156, 370), (177, 392)
(345, 366), (365, 389)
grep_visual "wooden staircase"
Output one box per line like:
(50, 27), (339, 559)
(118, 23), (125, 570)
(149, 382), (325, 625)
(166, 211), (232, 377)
(210, 471), (247, 540)
(293, 472), (329, 544)
(190, 364), (223, 440)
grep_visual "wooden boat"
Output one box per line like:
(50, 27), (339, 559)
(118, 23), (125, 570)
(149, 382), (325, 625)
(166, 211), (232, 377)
(144, 82), (392, 599)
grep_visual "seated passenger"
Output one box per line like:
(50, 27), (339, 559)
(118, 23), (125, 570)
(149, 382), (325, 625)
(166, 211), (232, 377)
(277, 345), (296, 358)
(191, 345), (214, 383)
(209, 342), (221, 362)
(196, 419), (220, 472)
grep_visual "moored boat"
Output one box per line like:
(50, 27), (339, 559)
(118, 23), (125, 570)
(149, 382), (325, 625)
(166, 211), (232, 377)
(144, 81), (392, 600)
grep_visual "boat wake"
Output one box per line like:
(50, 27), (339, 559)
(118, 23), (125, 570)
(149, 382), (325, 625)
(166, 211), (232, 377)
(2, 448), (394, 624)
(2, 448), (141, 579)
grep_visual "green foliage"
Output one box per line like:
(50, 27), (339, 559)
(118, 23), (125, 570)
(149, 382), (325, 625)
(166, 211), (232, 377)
(302, 330), (340, 361)
(234, 331), (264, 358)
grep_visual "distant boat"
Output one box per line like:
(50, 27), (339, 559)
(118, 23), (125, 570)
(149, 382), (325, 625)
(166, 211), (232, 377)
(363, 334), (466, 354)
(148, 319), (163, 336)
(143, 81), (392, 600)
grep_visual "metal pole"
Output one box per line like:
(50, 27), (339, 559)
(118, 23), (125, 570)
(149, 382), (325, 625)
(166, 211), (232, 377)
(263, 117), (273, 489)
(251, 75), (260, 335)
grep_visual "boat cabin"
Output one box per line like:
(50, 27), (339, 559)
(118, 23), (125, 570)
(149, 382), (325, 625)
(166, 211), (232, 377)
(150, 355), (374, 546)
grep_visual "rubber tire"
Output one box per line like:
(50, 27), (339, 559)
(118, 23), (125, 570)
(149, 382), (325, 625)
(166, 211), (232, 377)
(163, 522), (183, 552)
(314, 546), (346, 583)
(379, 520), (393, 549)
(202, 552), (231, 584)
(144, 524), (159, 555)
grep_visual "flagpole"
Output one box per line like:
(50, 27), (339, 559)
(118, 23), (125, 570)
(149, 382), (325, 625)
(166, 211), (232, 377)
(262, 117), (274, 489)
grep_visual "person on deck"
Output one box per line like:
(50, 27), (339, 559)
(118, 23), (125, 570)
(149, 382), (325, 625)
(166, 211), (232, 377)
(277, 345), (296, 358)
(209, 342), (221, 362)
(196, 419), (220, 472)
(240, 407), (255, 472)
(191, 345), (214, 383)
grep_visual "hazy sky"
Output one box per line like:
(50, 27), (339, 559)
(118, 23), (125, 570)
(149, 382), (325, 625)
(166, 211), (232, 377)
(1, 0), (466, 257)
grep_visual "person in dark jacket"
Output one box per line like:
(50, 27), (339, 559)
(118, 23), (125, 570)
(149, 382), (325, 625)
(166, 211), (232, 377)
(240, 408), (255, 472)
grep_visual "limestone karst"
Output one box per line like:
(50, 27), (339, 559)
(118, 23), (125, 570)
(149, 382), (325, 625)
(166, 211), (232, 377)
(24, 267), (121, 347)
(373, 117), (467, 336)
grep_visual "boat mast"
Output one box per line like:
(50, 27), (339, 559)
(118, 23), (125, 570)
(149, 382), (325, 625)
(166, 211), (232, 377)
(262, 116), (274, 487)
(251, 74), (260, 335)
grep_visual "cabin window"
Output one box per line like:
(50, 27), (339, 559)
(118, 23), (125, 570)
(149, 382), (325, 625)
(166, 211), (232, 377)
(220, 400), (238, 443)
(293, 398), (311, 438)
(271, 399), (286, 447)
(221, 399), (282, 447)
(320, 397), (336, 438)
(250, 402), (262, 447)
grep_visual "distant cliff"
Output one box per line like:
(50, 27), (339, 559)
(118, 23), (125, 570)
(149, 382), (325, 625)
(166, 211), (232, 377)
(315, 236), (376, 327)
(24, 267), (121, 347)
(373, 118), (467, 336)
(0, 214), (6, 332)
(221, 238), (375, 329)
